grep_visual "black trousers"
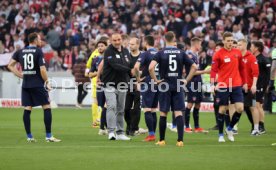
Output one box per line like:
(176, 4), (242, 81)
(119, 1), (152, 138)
(77, 83), (88, 104)
(124, 90), (141, 132)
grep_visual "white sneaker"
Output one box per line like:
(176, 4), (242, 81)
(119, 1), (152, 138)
(218, 136), (225, 143)
(251, 129), (260, 136)
(27, 138), (37, 143)
(108, 133), (116, 140)
(138, 128), (148, 134)
(75, 103), (82, 108)
(46, 136), (61, 142)
(171, 127), (177, 132)
(167, 123), (172, 129)
(225, 129), (235, 142)
(116, 134), (131, 141)
(98, 129), (108, 135)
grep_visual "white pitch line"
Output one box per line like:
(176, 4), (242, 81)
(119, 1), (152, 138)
(0, 145), (272, 149)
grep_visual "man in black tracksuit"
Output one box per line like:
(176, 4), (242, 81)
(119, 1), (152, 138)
(251, 40), (271, 134)
(124, 37), (143, 136)
(102, 33), (131, 140)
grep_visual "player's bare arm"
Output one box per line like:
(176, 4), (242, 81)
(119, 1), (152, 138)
(8, 59), (23, 79)
(40, 65), (50, 90)
(149, 60), (162, 84)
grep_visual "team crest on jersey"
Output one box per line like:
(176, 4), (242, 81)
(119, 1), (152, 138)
(216, 98), (220, 103)
(193, 97), (197, 101)
(125, 55), (129, 62)
(234, 54), (238, 58)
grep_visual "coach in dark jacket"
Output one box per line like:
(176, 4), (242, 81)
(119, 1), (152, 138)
(102, 33), (131, 140)
(72, 54), (90, 108)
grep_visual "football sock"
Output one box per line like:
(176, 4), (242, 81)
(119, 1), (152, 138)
(145, 111), (154, 134)
(159, 116), (167, 141)
(23, 110), (32, 138)
(185, 108), (191, 128)
(217, 113), (224, 135)
(175, 115), (184, 142)
(92, 103), (98, 123)
(44, 108), (52, 138)
(229, 112), (242, 130)
(193, 108), (199, 128)
(100, 107), (107, 130)
(225, 110), (230, 127)
(152, 112), (157, 133)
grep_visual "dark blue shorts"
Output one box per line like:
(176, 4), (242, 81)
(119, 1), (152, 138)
(140, 84), (159, 108)
(96, 87), (106, 108)
(187, 90), (202, 103)
(215, 86), (244, 106)
(22, 87), (50, 107)
(159, 89), (185, 112)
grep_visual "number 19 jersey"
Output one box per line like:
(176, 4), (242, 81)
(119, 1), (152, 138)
(153, 46), (194, 90)
(12, 46), (46, 88)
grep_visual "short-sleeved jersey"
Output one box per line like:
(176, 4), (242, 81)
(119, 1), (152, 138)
(137, 48), (158, 80)
(90, 56), (103, 72)
(153, 46), (194, 90)
(210, 48), (246, 88)
(243, 51), (259, 89)
(12, 46), (45, 88)
(185, 50), (202, 83)
(256, 53), (271, 89)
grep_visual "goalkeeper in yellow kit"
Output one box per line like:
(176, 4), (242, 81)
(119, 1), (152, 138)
(86, 48), (101, 127)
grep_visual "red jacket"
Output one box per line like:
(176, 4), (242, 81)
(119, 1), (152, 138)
(243, 51), (259, 89)
(210, 48), (247, 88)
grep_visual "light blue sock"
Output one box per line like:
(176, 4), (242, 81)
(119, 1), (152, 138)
(46, 133), (52, 138)
(27, 133), (33, 138)
(149, 131), (155, 136)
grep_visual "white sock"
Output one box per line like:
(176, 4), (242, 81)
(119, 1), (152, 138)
(254, 124), (259, 131)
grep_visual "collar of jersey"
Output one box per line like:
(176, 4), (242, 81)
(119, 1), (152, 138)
(165, 46), (177, 49)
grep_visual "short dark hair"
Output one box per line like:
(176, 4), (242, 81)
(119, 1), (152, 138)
(222, 32), (233, 40)
(28, 32), (38, 43)
(144, 35), (154, 46)
(251, 40), (264, 53)
(216, 41), (224, 47)
(96, 40), (107, 47)
(164, 31), (175, 42)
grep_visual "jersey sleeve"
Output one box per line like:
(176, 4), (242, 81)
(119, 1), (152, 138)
(137, 52), (146, 67)
(12, 50), (20, 62)
(210, 51), (220, 84)
(250, 55), (259, 78)
(182, 52), (194, 67)
(153, 51), (161, 63)
(272, 49), (276, 60)
(37, 49), (45, 66)
(90, 58), (97, 72)
(238, 51), (247, 85)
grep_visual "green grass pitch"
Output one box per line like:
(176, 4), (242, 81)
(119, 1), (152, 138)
(0, 108), (276, 170)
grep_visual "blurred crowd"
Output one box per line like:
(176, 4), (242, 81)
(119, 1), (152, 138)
(0, 0), (276, 71)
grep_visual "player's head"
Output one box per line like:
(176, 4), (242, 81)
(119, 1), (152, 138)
(251, 40), (264, 55)
(232, 40), (238, 48)
(222, 32), (234, 50)
(111, 33), (122, 49)
(164, 31), (175, 45)
(190, 37), (202, 51)
(237, 39), (248, 52)
(215, 41), (223, 52)
(129, 37), (140, 53)
(28, 32), (41, 47)
(96, 40), (107, 54)
(122, 34), (129, 48)
(143, 35), (154, 49)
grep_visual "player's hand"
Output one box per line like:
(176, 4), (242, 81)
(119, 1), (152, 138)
(45, 82), (52, 91)
(156, 79), (164, 84)
(251, 85), (257, 94)
(243, 84), (248, 93)
(181, 79), (187, 85)
(211, 85), (216, 95)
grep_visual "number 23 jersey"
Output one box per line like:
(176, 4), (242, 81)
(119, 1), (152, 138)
(12, 46), (46, 88)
